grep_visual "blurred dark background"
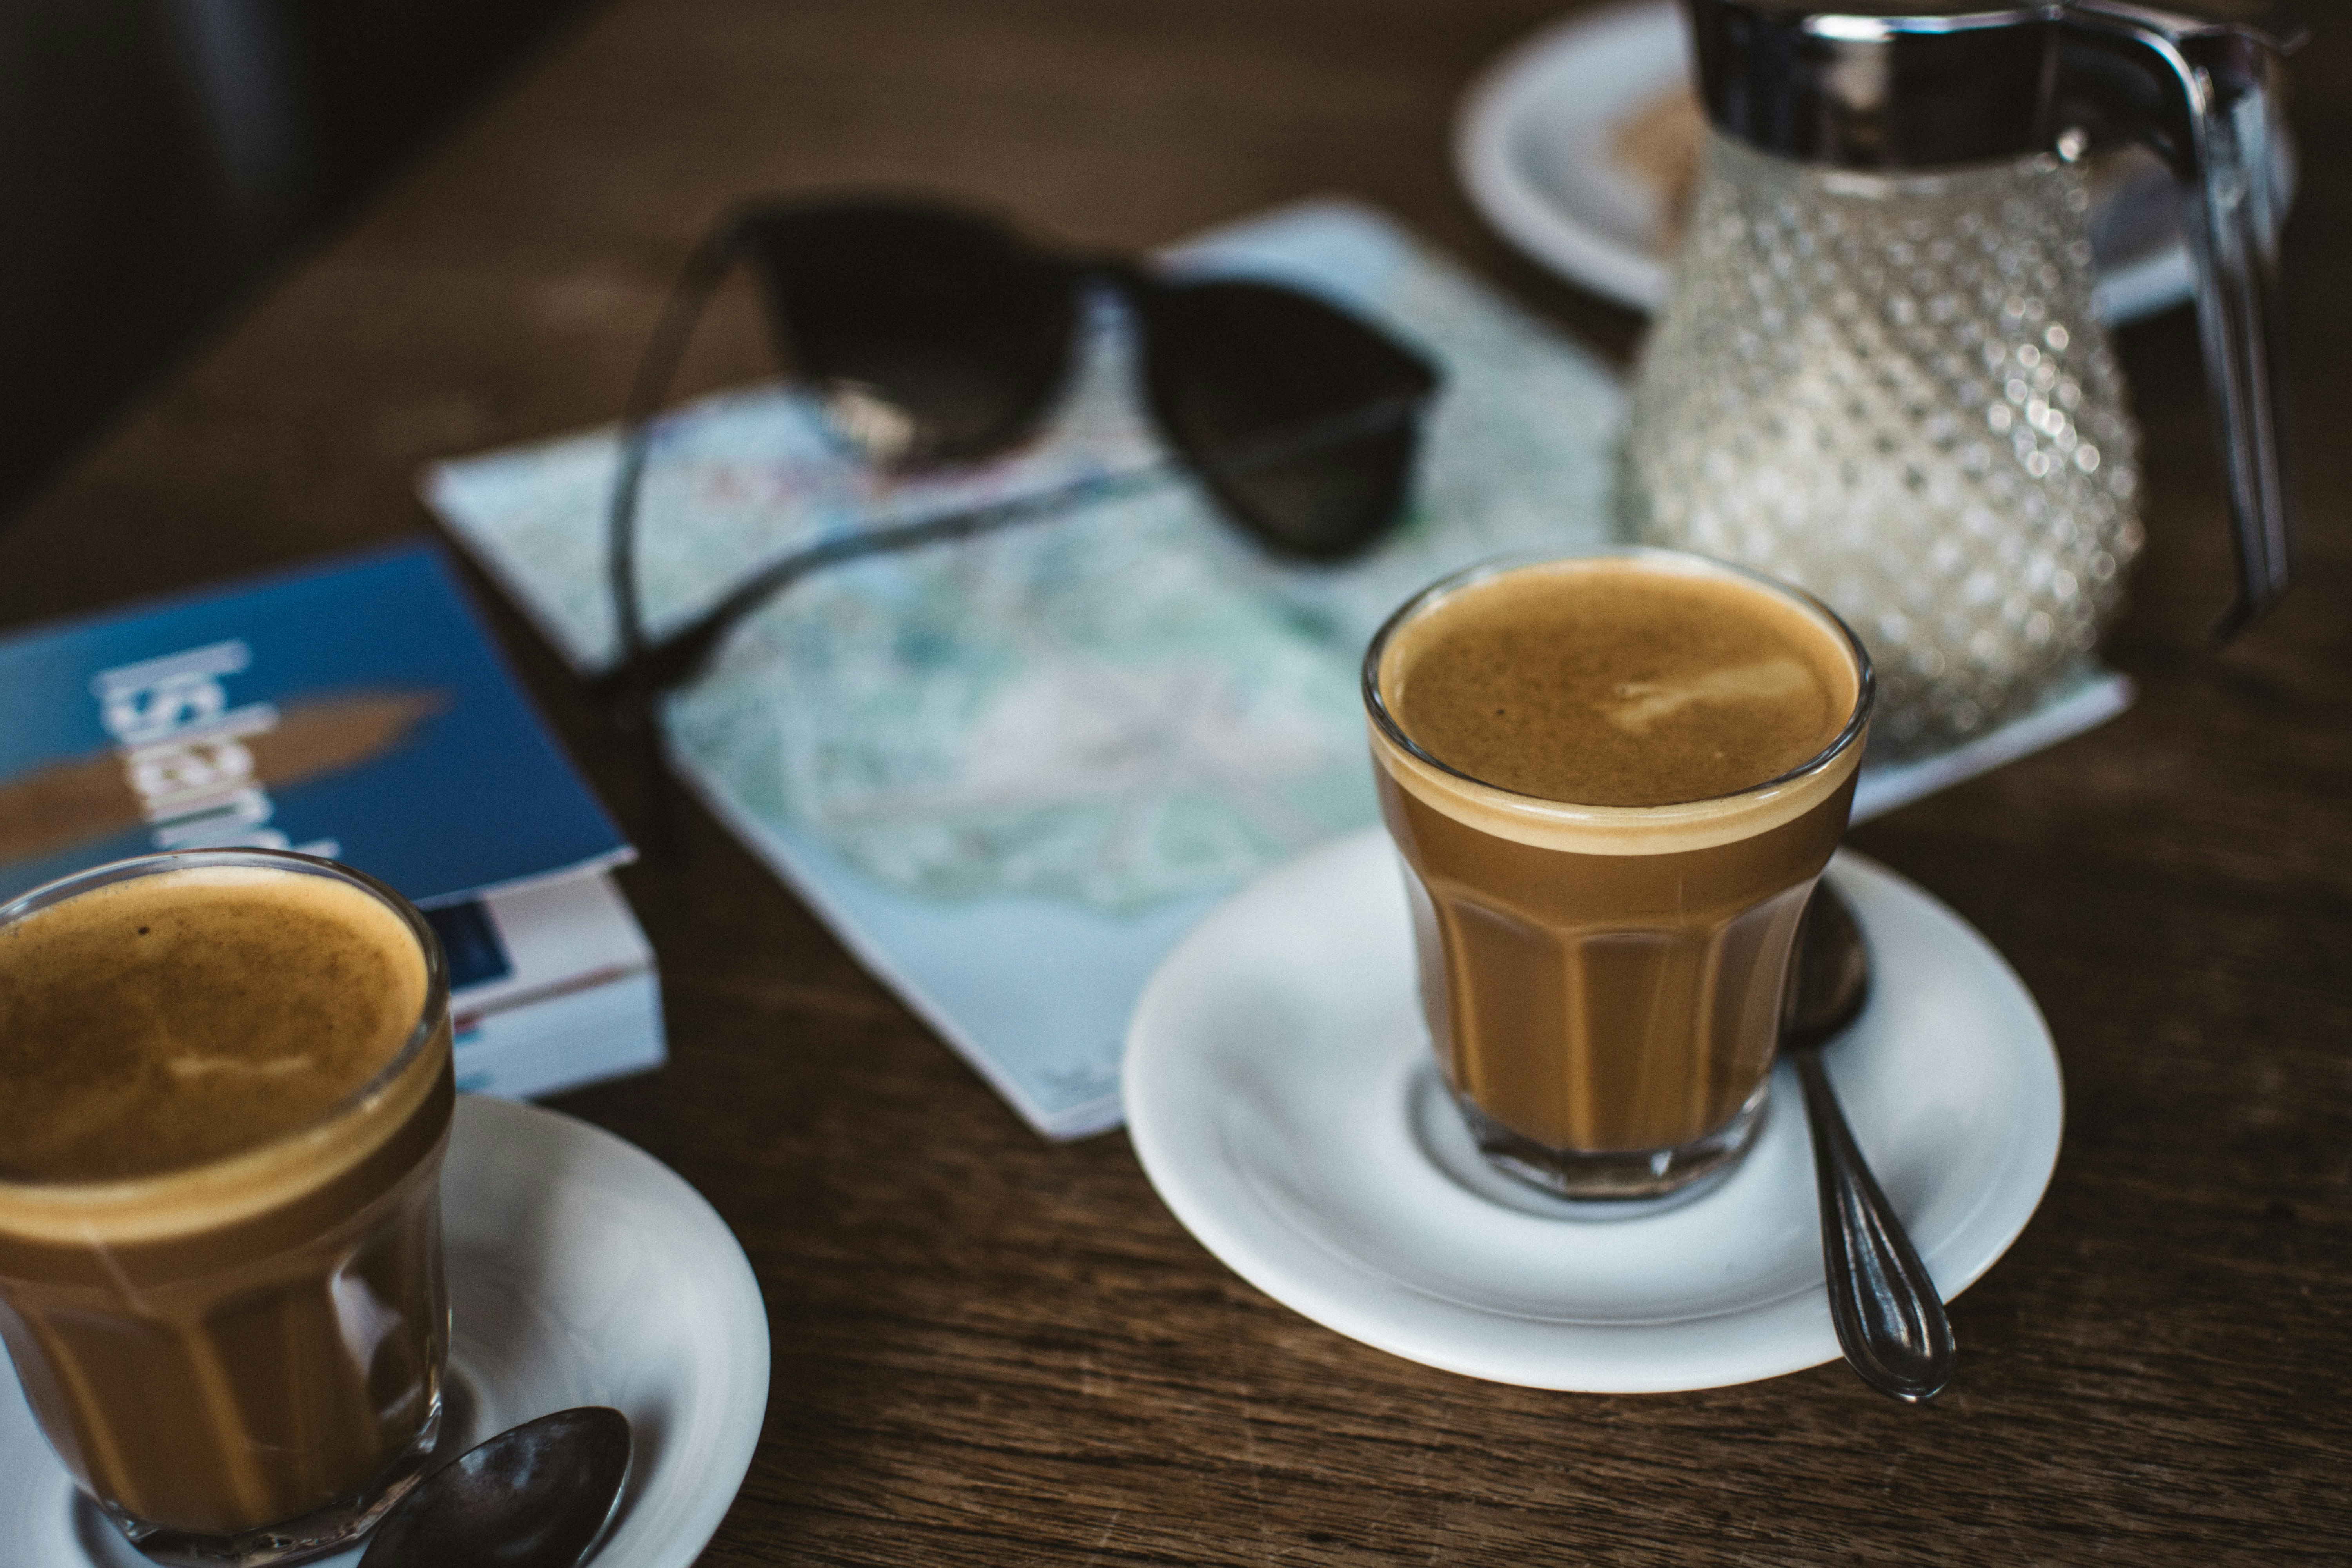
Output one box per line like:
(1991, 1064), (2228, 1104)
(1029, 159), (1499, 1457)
(0, 0), (591, 523)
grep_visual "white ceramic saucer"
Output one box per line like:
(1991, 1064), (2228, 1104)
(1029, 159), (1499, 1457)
(1452, 0), (2285, 325)
(2, 1096), (769, 1568)
(1124, 830), (2063, 1393)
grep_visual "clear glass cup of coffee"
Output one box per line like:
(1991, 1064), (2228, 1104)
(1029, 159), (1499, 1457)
(1363, 548), (1874, 1205)
(0, 849), (455, 1567)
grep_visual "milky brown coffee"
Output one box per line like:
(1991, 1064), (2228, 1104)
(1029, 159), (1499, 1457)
(1366, 554), (1868, 1198)
(0, 860), (452, 1544)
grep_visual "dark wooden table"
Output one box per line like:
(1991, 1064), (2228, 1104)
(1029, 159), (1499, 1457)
(4, 2), (2345, 1561)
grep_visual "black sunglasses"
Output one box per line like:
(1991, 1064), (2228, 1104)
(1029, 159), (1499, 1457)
(597, 197), (1442, 832)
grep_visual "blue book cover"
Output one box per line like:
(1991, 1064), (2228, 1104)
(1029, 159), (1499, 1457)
(0, 541), (632, 908)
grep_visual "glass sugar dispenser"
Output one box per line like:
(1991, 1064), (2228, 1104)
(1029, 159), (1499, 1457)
(1622, 0), (2302, 753)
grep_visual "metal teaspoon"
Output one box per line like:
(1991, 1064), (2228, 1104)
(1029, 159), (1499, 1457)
(1783, 882), (1955, 1403)
(357, 1406), (633, 1568)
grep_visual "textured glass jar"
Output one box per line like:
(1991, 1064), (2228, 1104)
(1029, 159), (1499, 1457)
(1622, 131), (2144, 755)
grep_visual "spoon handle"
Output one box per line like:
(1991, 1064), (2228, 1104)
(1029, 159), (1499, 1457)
(1794, 1051), (1955, 1403)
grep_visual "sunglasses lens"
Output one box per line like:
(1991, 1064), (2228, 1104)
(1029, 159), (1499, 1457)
(733, 202), (1083, 465)
(1135, 279), (1438, 560)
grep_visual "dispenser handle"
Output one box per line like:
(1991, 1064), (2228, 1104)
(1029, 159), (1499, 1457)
(2061, 2), (2305, 638)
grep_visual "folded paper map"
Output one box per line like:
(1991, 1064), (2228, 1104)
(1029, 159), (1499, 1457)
(425, 200), (2126, 1138)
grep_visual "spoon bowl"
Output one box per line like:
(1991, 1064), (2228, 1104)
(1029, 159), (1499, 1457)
(357, 1406), (632, 1568)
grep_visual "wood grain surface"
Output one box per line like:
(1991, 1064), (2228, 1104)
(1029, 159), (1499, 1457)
(2, 2), (2345, 1562)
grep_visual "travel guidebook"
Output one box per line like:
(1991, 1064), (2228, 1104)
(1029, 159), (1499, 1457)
(425, 200), (2129, 1139)
(0, 543), (664, 1099)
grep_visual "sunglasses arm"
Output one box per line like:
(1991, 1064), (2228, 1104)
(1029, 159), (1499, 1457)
(599, 218), (754, 851)
(588, 462), (1176, 705)
(598, 367), (1426, 704)
(606, 223), (749, 673)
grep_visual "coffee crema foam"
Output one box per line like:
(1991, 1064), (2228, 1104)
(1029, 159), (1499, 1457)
(1372, 557), (1864, 856)
(0, 866), (437, 1244)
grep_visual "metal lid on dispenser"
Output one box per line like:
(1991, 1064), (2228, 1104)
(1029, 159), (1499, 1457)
(1685, 0), (2305, 172)
(1685, 1), (2055, 168)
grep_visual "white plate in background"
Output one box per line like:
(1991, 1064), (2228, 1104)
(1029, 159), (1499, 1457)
(1455, 0), (2287, 325)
